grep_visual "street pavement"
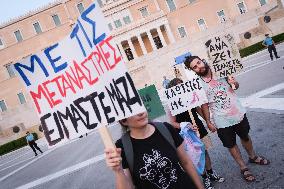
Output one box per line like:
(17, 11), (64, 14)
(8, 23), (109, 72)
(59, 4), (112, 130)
(0, 44), (284, 189)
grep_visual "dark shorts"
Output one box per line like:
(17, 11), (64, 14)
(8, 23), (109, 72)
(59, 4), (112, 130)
(217, 114), (250, 148)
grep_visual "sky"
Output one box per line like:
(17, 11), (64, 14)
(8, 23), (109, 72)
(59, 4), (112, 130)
(0, 0), (57, 24)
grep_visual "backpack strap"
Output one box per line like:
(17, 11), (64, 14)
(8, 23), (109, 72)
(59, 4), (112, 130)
(152, 122), (176, 150)
(121, 122), (176, 175)
(121, 132), (134, 176)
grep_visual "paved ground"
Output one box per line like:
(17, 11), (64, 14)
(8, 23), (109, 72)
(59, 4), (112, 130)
(0, 44), (284, 189)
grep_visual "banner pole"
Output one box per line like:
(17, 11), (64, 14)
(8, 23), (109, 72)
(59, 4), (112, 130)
(188, 110), (200, 138)
(98, 124), (115, 149)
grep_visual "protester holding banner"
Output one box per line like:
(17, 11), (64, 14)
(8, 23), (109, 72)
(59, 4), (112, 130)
(105, 112), (204, 189)
(184, 56), (270, 182)
(166, 78), (225, 189)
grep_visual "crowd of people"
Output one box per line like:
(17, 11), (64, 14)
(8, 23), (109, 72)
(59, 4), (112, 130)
(104, 54), (271, 189)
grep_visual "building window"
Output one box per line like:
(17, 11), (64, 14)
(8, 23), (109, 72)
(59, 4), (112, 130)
(178, 26), (187, 38)
(123, 16), (131, 25)
(166, 0), (177, 12)
(237, 2), (247, 14)
(0, 100), (7, 112)
(33, 22), (42, 34)
(114, 19), (122, 28)
(14, 30), (23, 42)
(77, 2), (85, 14)
(217, 10), (226, 23)
(125, 48), (134, 61)
(5, 64), (16, 78)
(17, 92), (26, 104)
(139, 7), (149, 17)
(108, 23), (113, 31)
(198, 18), (207, 31)
(0, 38), (4, 49)
(153, 36), (163, 49)
(259, 0), (267, 6)
(52, 14), (61, 26)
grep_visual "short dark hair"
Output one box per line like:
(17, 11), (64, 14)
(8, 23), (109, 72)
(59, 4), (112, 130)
(265, 34), (269, 37)
(26, 131), (30, 134)
(119, 119), (129, 133)
(184, 56), (201, 69)
(167, 78), (183, 89)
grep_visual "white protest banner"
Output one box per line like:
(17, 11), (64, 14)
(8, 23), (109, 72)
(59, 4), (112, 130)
(13, 2), (145, 147)
(205, 34), (243, 79)
(164, 78), (208, 116)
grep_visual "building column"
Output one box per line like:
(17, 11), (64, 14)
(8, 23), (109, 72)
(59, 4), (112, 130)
(127, 38), (138, 59)
(117, 42), (128, 62)
(146, 30), (157, 51)
(165, 23), (175, 44)
(280, 0), (284, 8)
(137, 34), (147, 55)
(156, 26), (167, 47)
(154, 0), (161, 11)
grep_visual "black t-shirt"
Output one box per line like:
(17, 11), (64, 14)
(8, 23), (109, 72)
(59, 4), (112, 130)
(115, 122), (197, 189)
(175, 108), (208, 139)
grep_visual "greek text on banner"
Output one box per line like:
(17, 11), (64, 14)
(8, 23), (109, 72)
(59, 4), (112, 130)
(13, 3), (145, 147)
(206, 34), (243, 79)
(164, 78), (208, 116)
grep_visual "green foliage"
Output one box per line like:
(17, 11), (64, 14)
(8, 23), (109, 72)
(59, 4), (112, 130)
(273, 33), (284, 43)
(0, 133), (38, 156)
(239, 42), (263, 58)
(240, 33), (284, 58)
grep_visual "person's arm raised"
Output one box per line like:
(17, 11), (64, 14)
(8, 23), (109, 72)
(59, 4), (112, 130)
(227, 76), (239, 90)
(105, 148), (134, 189)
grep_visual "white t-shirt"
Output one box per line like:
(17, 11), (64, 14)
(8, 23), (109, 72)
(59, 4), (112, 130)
(200, 77), (246, 128)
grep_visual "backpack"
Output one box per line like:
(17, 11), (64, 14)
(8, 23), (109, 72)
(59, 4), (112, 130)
(121, 122), (176, 176)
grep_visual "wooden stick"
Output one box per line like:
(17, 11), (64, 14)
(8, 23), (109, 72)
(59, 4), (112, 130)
(98, 124), (115, 149)
(188, 110), (200, 138)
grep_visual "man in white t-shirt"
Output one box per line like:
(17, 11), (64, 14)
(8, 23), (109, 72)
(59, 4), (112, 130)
(183, 56), (270, 182)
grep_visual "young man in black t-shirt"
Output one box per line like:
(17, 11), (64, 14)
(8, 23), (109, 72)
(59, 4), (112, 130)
(116, 122), (198, 189)
(105, 112), (204, 189)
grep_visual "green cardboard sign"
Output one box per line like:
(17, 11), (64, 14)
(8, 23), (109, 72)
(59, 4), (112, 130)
(138, 85), (165, 119)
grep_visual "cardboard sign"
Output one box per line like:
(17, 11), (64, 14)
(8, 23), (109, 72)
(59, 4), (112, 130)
(163, 78), (208, 116)
(138, 85), (165, 119)
(13, 3), (145, 147)
(205, 34), (243, 79)
(174, 52), (191, 65)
